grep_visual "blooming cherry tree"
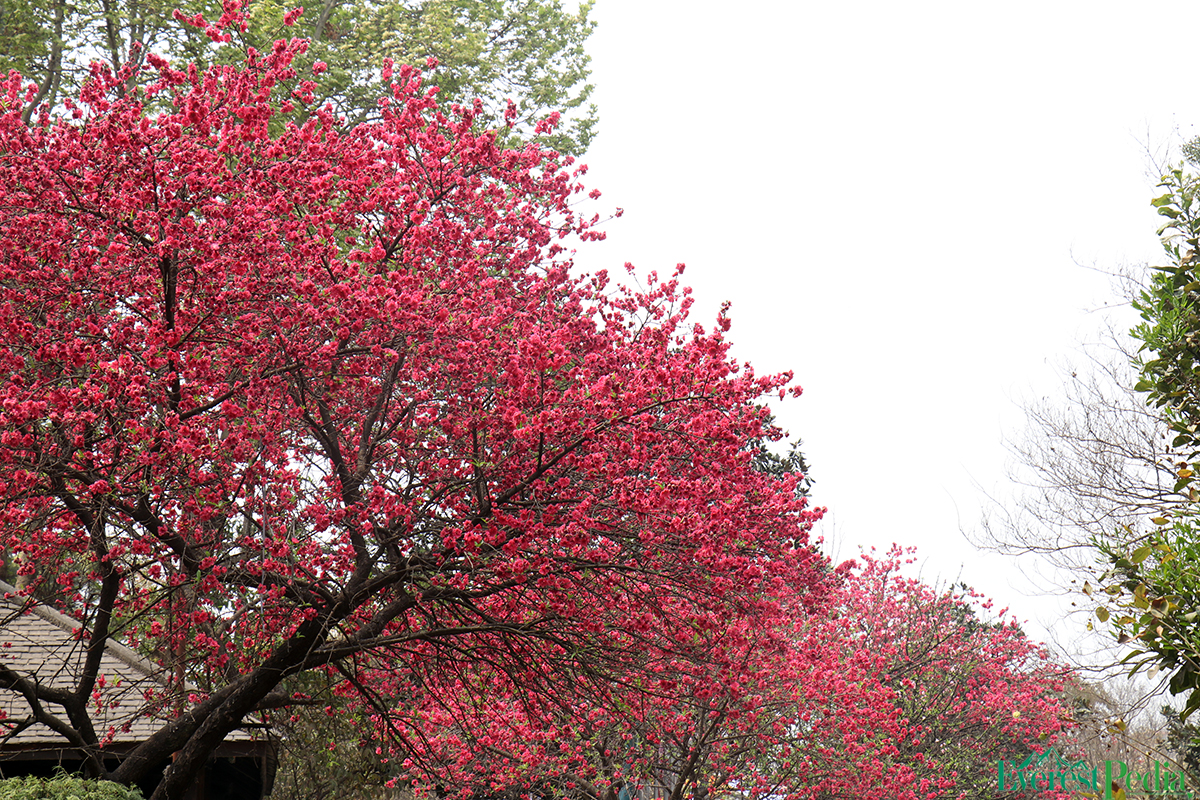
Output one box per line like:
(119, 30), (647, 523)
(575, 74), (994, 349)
(0, 11), (823, 800)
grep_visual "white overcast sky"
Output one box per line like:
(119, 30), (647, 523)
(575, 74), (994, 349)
(569, 1), (1200, 647)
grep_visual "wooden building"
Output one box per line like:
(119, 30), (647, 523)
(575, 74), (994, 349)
(0, 582), (275, 800)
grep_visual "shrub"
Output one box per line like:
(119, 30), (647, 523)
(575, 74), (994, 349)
(0, 774), (144, 800)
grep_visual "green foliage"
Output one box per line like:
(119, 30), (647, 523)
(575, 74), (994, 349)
(230, 0), (596, 152)
(1133, 166), (1200, 479)
(1093, 525), (1200, 716)
(1096, 164), (1200, 718)
(5, 0), (597, 155)
(266, 678), (405, 800)
(0, 0), (50, 77)
(1163, 704), (1200, 778)
(0, 775), (144, 800)
(750, 438), (812, 494)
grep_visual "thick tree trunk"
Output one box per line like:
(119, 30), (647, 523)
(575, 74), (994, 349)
(113, 613), (334, 798)
(150, 678), (275, 800)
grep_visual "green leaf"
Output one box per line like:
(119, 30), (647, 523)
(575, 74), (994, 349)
(1132, 546), (1153, 564)
(1097, 606), (1110, 623)
(1171, 667), (1196, 696)
(1119, 648), (1148, 665)
(1183, 690), (1200, 721)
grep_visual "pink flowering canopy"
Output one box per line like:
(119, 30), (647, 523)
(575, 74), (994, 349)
(389, 548), (1074, 800)
(0, 8), (828, 799)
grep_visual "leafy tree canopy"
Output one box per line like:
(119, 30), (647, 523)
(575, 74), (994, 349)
(3, 0), (596, 154)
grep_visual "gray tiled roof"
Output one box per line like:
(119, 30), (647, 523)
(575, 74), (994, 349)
(0, 582), (250, 751)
